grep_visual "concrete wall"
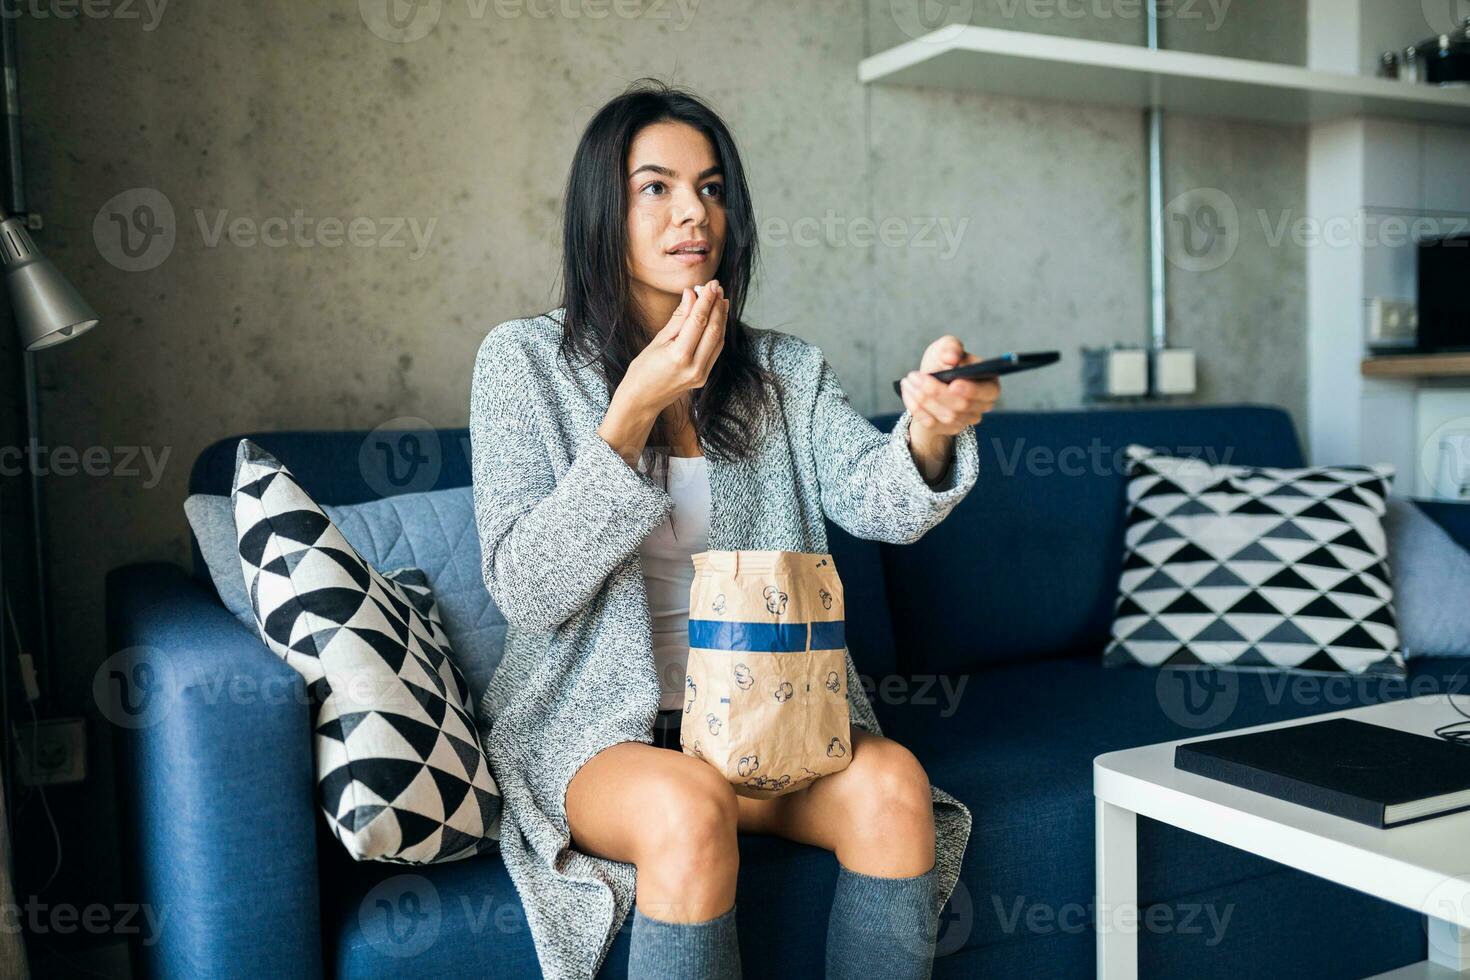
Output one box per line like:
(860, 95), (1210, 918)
(18, 0), (1306, 911)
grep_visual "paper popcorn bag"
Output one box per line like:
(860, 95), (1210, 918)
(680, 549), (853, 798)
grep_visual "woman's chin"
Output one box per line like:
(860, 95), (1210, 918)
(666, 276), (713, 295)
(633, 271), (719, 302)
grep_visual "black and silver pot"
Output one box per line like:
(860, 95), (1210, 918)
(1420, 18), (1470, 85)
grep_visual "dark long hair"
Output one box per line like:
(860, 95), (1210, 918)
(555, 78), (780, 489)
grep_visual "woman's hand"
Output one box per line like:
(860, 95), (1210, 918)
(898, 336), (999, 435)
(898, 336), (999, 484)
(598, 280), (727, 467)
(620, 279), (729, 416)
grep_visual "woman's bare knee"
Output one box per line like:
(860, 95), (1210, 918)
(566, 742), (740, 922)
(833, 736), (935, 874)
(634, 762), (740, 921)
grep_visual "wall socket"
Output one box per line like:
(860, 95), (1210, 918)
(13, 717), (88, 786)
(1365, 298), (1418, 349)
(1082, 347), (1149, 399)
(1153, 348), (1197, 396)
(1084, 346), (1197, 398)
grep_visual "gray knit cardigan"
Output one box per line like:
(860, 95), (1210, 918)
(470, 309), (980, 980)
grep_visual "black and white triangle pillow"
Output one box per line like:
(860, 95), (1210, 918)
(1105, 445), (1405, 675)
(231, 439), (501, 863)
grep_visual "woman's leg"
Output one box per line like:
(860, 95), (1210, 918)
(735, 727), (940, 979)
(566, 740), (742, 979)
(735, 727), (935, 873)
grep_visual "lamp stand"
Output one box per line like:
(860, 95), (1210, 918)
(20, 351), (48, 705)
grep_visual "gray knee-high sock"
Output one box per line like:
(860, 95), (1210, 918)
(825, 863), (939, 980)
(628, 903), (741, 980)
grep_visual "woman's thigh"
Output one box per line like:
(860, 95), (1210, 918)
(734, 727), (936, 876)
(565, 739), (737, 865)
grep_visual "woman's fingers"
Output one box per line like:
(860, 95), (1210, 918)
(694, 295), (728, 376)
(902, 384), (941, 428)
(660, 287), (696, 339)
(930, 375), (999, 416)
(901, 370), (999, 428)
(673, 280), (720, 357)
(933, 370), (998, 407)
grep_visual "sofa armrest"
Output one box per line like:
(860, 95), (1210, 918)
(1414, 498), (1470, 553)
(106, 562), (323, 980)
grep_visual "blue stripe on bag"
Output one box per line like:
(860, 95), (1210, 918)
(689, 620), (846, 652)
(809, 621), (846, 650)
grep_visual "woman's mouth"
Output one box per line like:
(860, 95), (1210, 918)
(668, 243), (711, 267)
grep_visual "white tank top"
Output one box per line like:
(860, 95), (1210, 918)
(636, 453), (711, 710)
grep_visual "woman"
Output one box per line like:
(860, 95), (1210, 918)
(470, 79), (998, 980)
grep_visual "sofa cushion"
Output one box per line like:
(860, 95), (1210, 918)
(187, 484), (507, 705)
(233, 439), (501, 863)
(827, 526), (898, 683)
(188, 427), (475, 609)
(1418, 498), (1470, 551)
(321, 826), (843, 978)
(878, 406), (1307, 676)
(1106, 445), (1403, 675)
(875, 653), (1470, 954)
(1385, 496), (1470, 658)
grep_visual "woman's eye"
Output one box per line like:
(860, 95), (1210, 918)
(636, 180), (721, 200)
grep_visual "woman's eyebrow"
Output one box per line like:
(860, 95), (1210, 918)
(629, 164), (724, 181)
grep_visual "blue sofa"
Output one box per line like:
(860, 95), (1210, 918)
(106, 404), (1470, 979)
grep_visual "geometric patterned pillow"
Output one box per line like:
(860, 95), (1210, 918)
(1105, 445), (1405, 676)
(231, 438), (501, 863)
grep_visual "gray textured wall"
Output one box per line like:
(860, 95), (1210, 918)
(19, 0), (1304, 910)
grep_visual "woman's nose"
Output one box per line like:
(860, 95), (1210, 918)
(672, 186), (707, 226)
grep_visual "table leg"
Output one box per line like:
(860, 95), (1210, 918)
(1096, 798), (1138, 980)
(1428, 917), (1470, 973)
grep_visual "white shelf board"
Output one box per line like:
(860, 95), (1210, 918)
(859, 26), (1470, 126)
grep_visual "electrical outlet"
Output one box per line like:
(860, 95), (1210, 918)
(1083, 347), (1149, 399)
(1153, 348), (1197, 396)
(14, 717), (87, 786)
(1365, 298), (1418, 349)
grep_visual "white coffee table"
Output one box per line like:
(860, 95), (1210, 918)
(1093, 695), (1470, 980)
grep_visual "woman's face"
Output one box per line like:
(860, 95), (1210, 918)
(625, 120), (726, 307)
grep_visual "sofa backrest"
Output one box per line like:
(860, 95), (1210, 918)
(188, 427), (902, 688)
(189, 427), (474, 583)
(875, 404), (1305, 676)
(190, 428), (474, 501)
(189, 405), (1305, 687)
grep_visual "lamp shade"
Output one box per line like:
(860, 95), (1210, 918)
(1, 215), (99, 350)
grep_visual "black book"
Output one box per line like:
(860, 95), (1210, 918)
(1174, 718), (1470, 829)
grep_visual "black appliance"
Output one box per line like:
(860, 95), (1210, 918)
(1418, 233), (1470, 352)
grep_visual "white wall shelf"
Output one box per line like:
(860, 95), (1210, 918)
(859, 26), (1470, 127)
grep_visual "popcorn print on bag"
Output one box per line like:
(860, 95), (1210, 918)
(681, 550), (853, 798)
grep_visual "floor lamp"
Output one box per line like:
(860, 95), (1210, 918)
(0, 209), (98, 979)
(1, 210), (100, 694)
